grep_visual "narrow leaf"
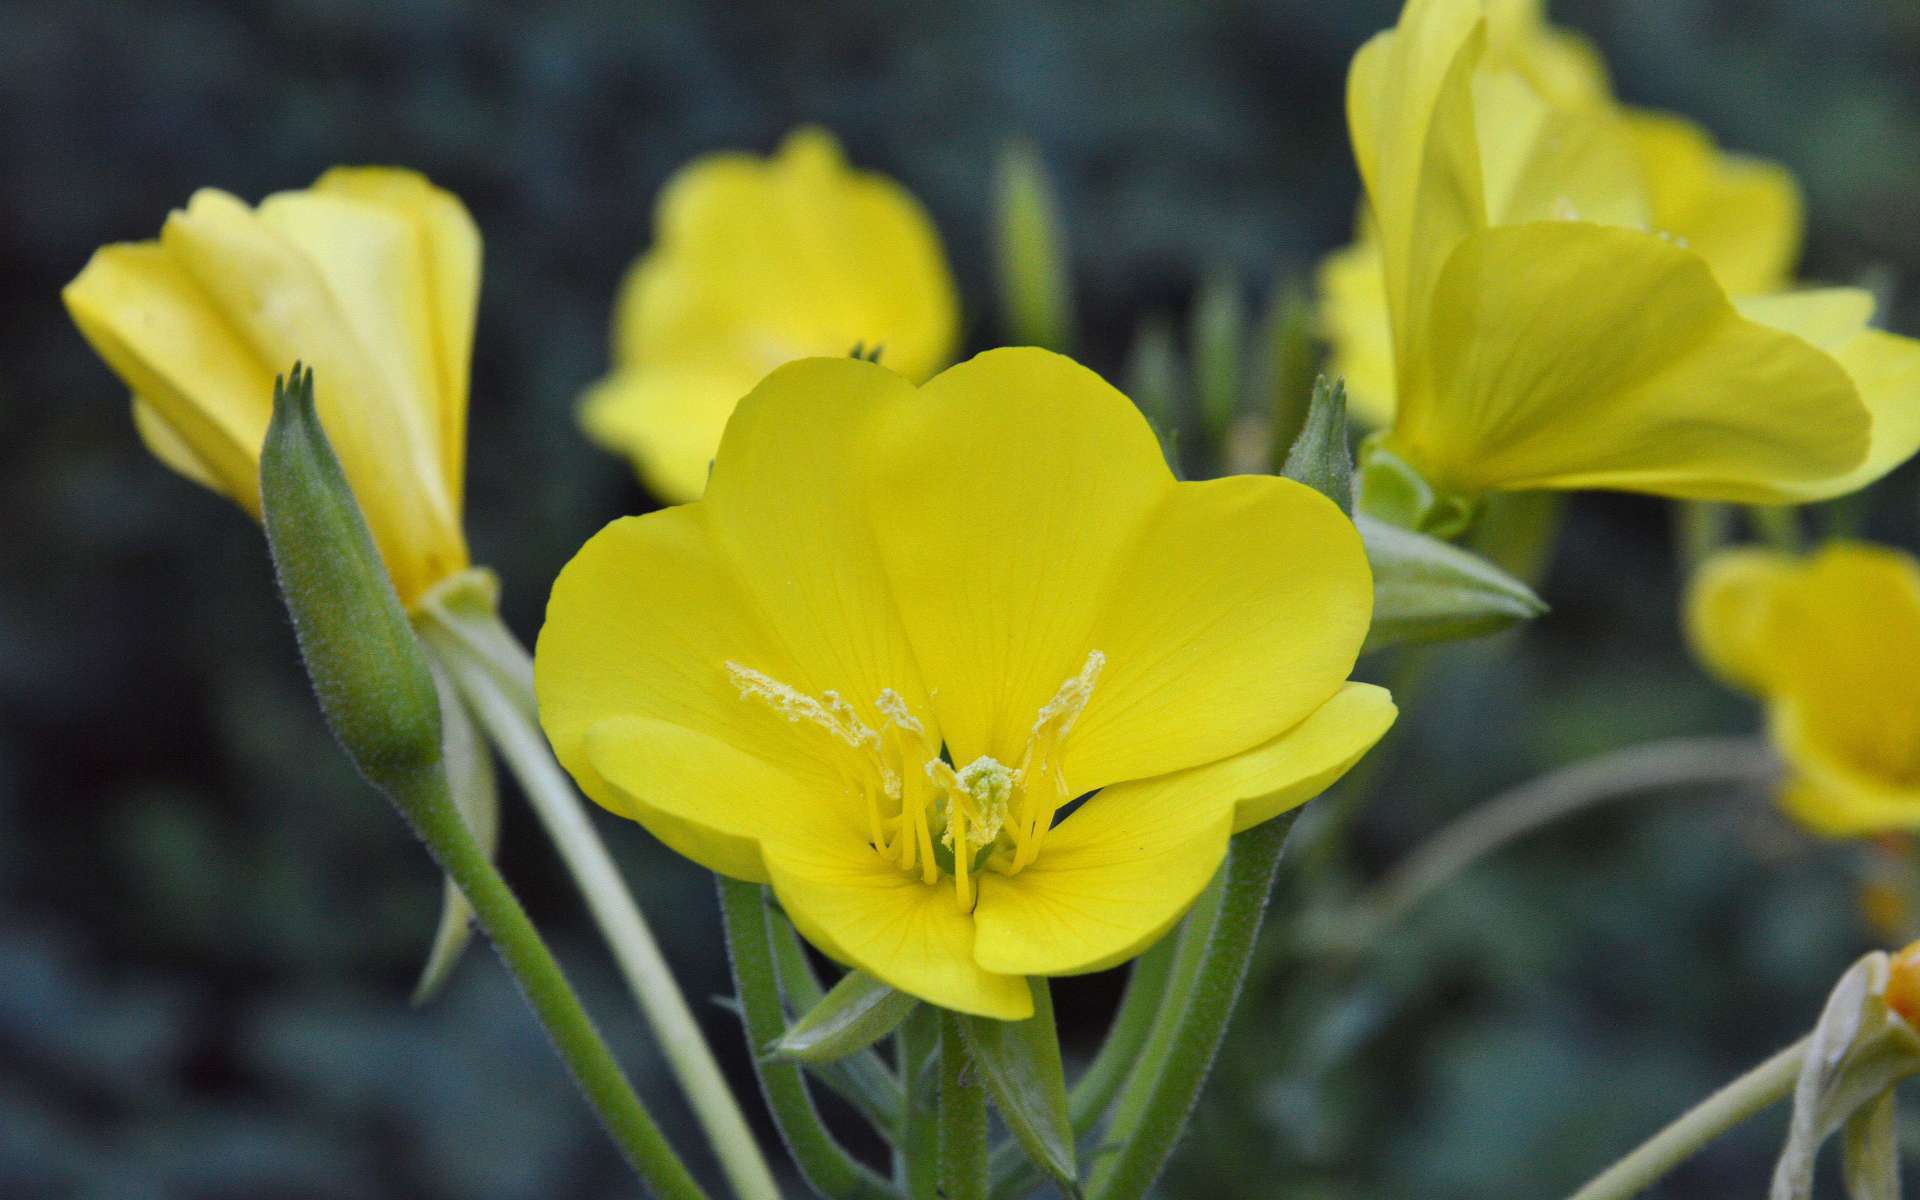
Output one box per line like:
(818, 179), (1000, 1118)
(961, 978), (1079, 1197)
(1359, 514), (1548, 653)
(992, 138), (1073, 352)
(1280, 375), (1353, 515)
(412, 656), (501, 1005)
(771, 969), (919, 1064)
(1190, 268), (1246, 446)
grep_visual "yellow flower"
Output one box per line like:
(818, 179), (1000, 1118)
(1688, 542), (1920, 836)
(536, 348), (1395, 1017)
(1321, 0), (1920, 505)
(63, 168), (477, 609)
(580, 128), (959, 504)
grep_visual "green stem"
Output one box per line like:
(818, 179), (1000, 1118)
(898, 1008), (942, 1200)
(416, 592), (778, 1200)
(1355, 736), (1778, 940)
(1568, 1037), (1807, 1200)
(1088, 812), (1300, 1200)
(385, 760), (705, 1199)
(719, 877), (902, 1200)
(940, 1012), (990, 1200)
(1674, 502), (1733, 577)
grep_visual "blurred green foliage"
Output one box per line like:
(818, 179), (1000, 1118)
(4, 0), (1920, 1195)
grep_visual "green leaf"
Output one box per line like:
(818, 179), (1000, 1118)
(1280, 375), (1353, 514)
(961, 978), (1079, 1198)
(1359, 514), (1548, 653)
(411, 655), (500, 1006)
(992, 138), (1073, 352)
(1123, 314), (1185, 476)
(771, 969), (919, 1064)
(1189, 268), (1246, 446)
(259, 364), (444, 796)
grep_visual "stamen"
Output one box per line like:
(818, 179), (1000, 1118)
(1033, 650), (1105, 739)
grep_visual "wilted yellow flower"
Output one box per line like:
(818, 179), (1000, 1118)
(537, 348), (1395, 1017)
(1322, 0), (1920, 507)
(64, 169), (477, 608)
(1688, 542), (1920, 835)
(580, 128), (959, 503)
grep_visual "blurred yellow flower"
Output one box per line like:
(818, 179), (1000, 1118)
(580, 128), (959, 503)
(1321, 0), (1920, 507)
(64, 168), (477, 608)
(1688, 542), (1920, 836)
(537, 348), (1394, 1017)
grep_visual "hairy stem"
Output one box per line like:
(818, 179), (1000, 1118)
(417, 590), (777, 1200)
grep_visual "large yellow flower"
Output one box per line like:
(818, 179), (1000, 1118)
(580, 128), (959, 504)
(1688, 543), (1920, 836)
(537, 348), (1395, 1018)
(64, 168), (476, 608)
(1321, 0), (1920, 505)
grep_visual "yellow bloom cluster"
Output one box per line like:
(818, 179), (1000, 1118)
(1320, 0), (1920, 505)
(579, 128), (959, 503)
(538, 349), (1394, 1016)
(1689, 543), (1920, 836)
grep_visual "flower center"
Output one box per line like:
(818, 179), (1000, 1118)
(725, 651), (1105, 910)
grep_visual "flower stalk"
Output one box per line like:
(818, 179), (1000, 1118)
(258, 367), (702, 1199)
(414, 572), (778, 1200)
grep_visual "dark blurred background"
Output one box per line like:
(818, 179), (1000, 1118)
(5, 1), (1920, 1196)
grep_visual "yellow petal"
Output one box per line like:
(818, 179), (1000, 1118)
(578, 361), (766, 504)
(764, 836), (1033, 1019)
(1773, 698), (1920, 837)
(867, 348), (1170, 769)
(1346, 0), (1487, 394)
(63, 241), (275, 507)
(1065, 475), (1374, 790)
(1758, 545), (1920, 777)
(1627, 110), (1803, 296)
(619, 127), (957, 380)
(161, 188), (466, 603)
(1483, 0), (1612, 109)
(1683, 547), (1797, 693)
(1472, 69), (1647, 229)
(1738, 291), (1920, 502)
(131, 397), (226, 493)
(1393, 221), (1865, 501)
(583, 716), (861, 883)
(535, 503), (856, 842)
(971, 683), (1393, 978)
(702, 358), (935, 733)
(1316, 231), (1400, 428)
(312, 167), (482, 506)
(970, 794), (1233, 978)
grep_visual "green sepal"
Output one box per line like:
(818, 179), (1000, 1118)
(1280, 375), (1354, 514)
(259, 364), (444, 797)
(1358, 514), (1547, 654)
(992, 138), (1073, 352)
(410, 653), (501, 1005)
(959, 979), (1080, 1199)
(1354, 435), (1477, 538)
(771, 969), (920, 1065)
